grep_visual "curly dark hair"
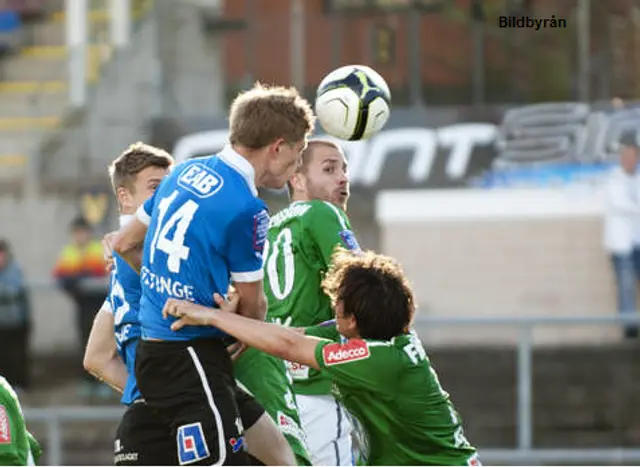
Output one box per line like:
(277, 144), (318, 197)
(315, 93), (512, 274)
(322, 247), (415, 340)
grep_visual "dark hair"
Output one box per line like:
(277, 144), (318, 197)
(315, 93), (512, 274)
(0, 239), (9, 254)
(108, 142), (174, 195)
(70, 216), (91, 231)
(322, 247), (415, 340)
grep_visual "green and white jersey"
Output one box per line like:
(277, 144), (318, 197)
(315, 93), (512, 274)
(307, 328), (479, 466)
(0, 377), (42, 466)
(263, 200), (361, 395)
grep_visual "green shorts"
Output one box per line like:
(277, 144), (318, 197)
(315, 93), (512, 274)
(234, 347), (312, 466)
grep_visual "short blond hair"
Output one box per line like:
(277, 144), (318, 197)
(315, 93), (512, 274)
(108, 142), (174, 194)
(229, 82), (315, 149)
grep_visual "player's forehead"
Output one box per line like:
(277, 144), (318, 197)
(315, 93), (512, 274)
(309, 144), (346, 167)
(134, 165), (168, 184)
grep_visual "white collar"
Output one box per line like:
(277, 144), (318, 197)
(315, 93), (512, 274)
(119, 214), (134, 228)
(218, 144), (258, 196)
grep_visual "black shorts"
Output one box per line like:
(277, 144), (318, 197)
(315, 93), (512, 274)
(114, 400), (174, 465)
(136, 338), (265, 466)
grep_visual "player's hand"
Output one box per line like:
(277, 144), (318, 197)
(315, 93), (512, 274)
(213, 292), (240, 315)
(102, 231), (118, 272)
(163, 299), (214, 330)
(226, 341), (247, 361)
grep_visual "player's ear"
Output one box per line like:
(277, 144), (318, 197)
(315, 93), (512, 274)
(269, 138), (286, 157)
(290, 172), (305, 193)
(116, 186), (132, 213)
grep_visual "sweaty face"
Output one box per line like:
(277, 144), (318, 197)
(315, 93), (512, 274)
(264, 139), (307, 190)
(301, 145), (349, 211)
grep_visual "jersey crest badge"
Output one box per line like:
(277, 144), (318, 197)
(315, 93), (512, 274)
(177, 422), (210, 465)
(323, 339), (370, 366)
(339, 230), (361, 251)
(252, 209), (270, 254)
(0, 405), (11, 444)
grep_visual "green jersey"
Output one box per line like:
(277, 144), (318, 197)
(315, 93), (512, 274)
(0, 377), (42, 466)
(307, 328), (478, 466)
(263, 200), (361, 396)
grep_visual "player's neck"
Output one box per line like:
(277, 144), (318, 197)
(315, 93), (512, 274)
(231, 144), (268, 187)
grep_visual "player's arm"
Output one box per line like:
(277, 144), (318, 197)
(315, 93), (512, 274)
(308, 201), (361, 265)
(226, 205), (270, 321)
(164, 294), (321, 369)
(110, 188), (158, 272)
(83, 299), (127, 393)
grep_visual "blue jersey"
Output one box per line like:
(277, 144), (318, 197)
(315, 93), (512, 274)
(106, 251), (143, 405)
(137, 146), (270, 341)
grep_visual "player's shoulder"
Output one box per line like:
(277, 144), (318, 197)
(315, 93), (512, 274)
(319, 337), (395, 367)
(174, 156), (262, 210)
(303, 200), (349, 227)
(0, 376), (18, 406)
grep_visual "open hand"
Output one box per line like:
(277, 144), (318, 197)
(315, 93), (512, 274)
(163, 293), (240, 332)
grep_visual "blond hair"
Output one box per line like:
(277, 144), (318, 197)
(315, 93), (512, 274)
(229, 82), (315, 149)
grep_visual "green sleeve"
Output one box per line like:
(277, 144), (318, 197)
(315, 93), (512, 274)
(0, 402), (27, 465)
(314, 339), (397, 395)
(305, 201), (361, 266)
(304, 320), (340, 340)
(27, 432), (41, 463)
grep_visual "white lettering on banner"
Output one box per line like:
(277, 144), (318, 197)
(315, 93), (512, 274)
(172, 124), (498, 186)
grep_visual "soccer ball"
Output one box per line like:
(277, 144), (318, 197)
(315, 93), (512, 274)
(315, 65), (391, 141)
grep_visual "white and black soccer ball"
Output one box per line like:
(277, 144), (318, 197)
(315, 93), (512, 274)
(315, 65), (391, 141)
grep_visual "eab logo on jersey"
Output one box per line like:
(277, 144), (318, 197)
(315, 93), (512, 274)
(323, 339), (370, 366)
(178, 163), (224, 199)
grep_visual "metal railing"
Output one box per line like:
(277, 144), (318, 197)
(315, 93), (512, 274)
(22, 313), (640, 466)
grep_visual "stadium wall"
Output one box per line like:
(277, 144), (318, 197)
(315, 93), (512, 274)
(376, 188), (620, 346)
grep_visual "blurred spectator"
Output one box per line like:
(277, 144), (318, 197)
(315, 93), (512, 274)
(603, 143), (640, 339)
(0, 239), (31, 391)
(52, 217), (109, 397)
(0, 8), (22, 63)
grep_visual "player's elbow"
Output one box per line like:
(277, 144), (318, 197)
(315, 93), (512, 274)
(83, 344), (112, 376)
(83, 350), (103, 376)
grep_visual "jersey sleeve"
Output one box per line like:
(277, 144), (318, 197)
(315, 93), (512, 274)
(305, 320), (341, 341)
(0, 399), (25, 465)
(307, 201), (361, 266)
(314, 339), (397, 395)
(135, 193), (156, 226)
(227, 202), (270, 283)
